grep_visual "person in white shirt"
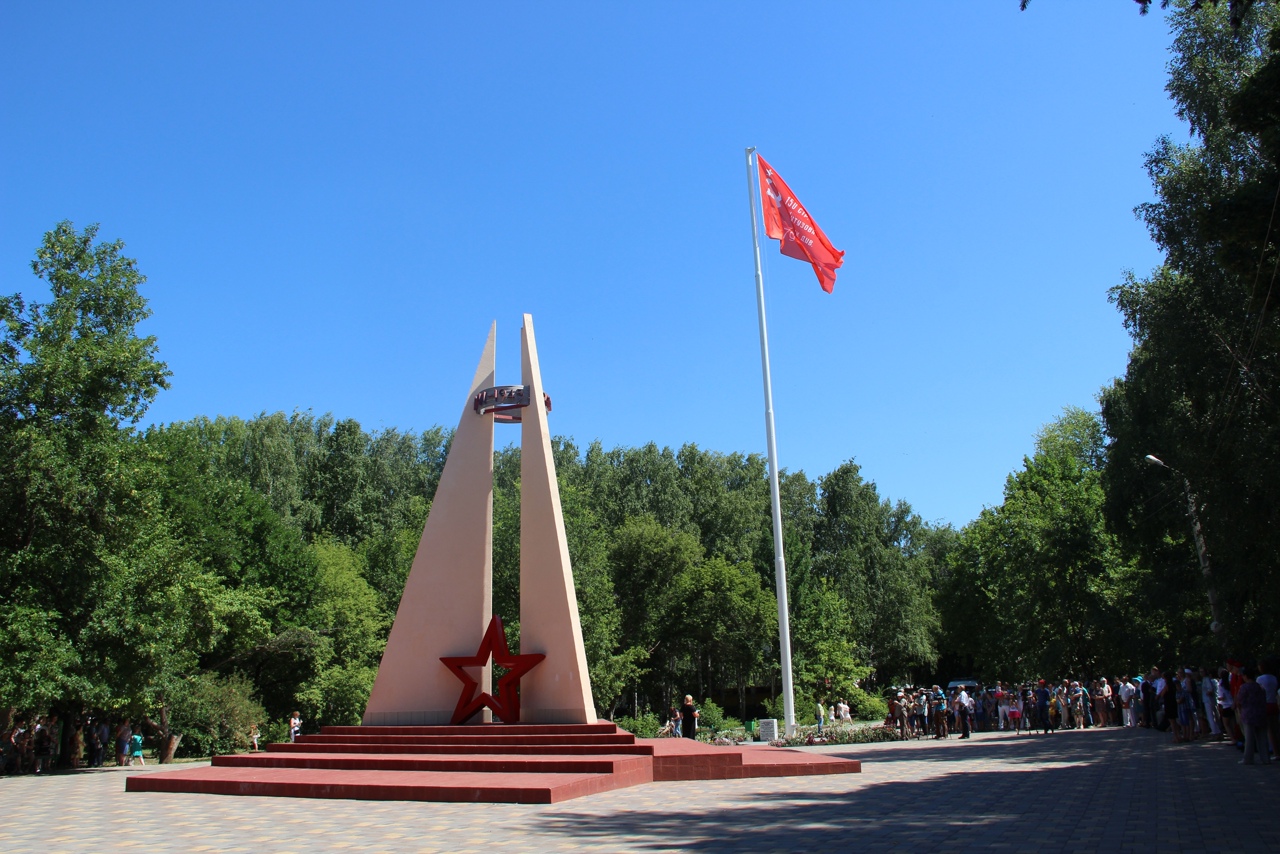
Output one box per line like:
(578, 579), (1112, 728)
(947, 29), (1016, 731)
(1119, 677), (1138, 727)
(1199, 668), (1220, 735)
(995, 683), (1011, 731)
(1217, 669), (1240, 743)
(955, 688), (973, 739)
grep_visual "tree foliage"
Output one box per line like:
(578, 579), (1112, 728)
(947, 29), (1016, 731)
(940, 409), (1139, 682)
(1100, 0), (1280, 657)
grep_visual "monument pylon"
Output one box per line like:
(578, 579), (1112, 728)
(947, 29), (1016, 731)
(517, 315), (595, 724)
(362, 315), (596, 725)
(363, 323), (496, 725)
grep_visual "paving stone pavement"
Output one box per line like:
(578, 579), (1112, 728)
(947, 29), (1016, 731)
(2, 726), (1276, 853)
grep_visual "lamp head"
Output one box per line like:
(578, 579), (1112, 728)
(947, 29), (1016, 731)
(1144, 454), (1166, 467)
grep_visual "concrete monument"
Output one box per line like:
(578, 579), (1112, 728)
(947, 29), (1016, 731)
(362, 315), (595, 725)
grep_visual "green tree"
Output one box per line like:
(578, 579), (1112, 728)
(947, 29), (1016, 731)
(675, 444), (769, 565)
(0, 221), (170, 714)
(1100, 1), (1280, 655)
(607, 515), (704, 654)
(812, 461), (939, 684)
(789, 577), (867, 703)
(666, 555), (777, 719)
(292, 540), (386, 728)
(942, 409), (1136, 681)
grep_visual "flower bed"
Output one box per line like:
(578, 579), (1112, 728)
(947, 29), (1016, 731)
(770, 725), (902, 747)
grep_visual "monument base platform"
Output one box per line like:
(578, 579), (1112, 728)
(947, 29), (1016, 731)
(125, 723), (861, 804)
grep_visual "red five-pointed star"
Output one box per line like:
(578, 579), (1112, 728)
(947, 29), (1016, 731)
(440, 615), (545, 724)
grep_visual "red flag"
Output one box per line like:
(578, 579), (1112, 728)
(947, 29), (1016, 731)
(757, 154), (845, 294)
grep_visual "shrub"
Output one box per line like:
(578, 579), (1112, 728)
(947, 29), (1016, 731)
(761, 693), (786, 722)
(299, 664), (376, 729)
(614, 711), (661, 738)
(698, 698), (727, 733)
(763, 693), (824, 726)
(847, 687), (888, 721)
(261, 719), (291, 746)
(168, 672), (266, 758)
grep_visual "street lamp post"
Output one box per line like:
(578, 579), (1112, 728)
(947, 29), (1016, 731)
(1143, 454), (1225, 643)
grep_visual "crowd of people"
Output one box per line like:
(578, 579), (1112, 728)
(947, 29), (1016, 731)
(880, 657), (1277, 763)
(1, 714), (146, 775)
(6, 658), (1276, 773)
(2, 708), (302, 775)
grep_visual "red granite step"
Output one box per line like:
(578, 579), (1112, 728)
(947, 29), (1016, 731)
(126, 764), (647, 804)
(267, 741), (656, 756)
(321, 723), (621, 737)
(214, 751), (651, 776)
(296, 732), (635, 746)
(644, 738), (862, 781)
(126, 725), (860, 804)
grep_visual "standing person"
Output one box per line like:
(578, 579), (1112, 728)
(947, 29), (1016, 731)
(955, 686), (972, 739)
(815, 698), (826, 734)
(1119, 677), (1137, 727)
(932, 687), (949, 739)
(892, 692), (907, 738)
(680, 695), (699, 740)
(1097, 678), (1114, 727)
(1218, 668), (1241, 745)
(33, 718), (53, 774)
(16, 722), (34, 773)
(995, 683), (1010, 732)
(48, 714), (62, 769)
(1, 722), (16, 774)
(68, 722), (84, 770)
(1257, 658), (1279, 759)
(1162, 670), (1182, 741)
(289, 711), (302, 743)
(1008, 693), (1023, 734)
(129, 731), (145, 766)
(1199, 668), (1221, 737)
(86, 719), (102, 767)
(978, 689), (994, 733)
(1034, 681), (1054, 737)
(1237, 667), (1271, 766)
(249, 724), (260, 752)
(115, 720), (132, 766)
(1070, 682), (1087, 730)
(1153, 668), (1169, 730)
(96, 719), (110, 767)
(1177, 669), (1197, 741)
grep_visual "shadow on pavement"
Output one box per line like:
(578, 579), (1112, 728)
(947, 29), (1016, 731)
(534, 729), (1277, 852)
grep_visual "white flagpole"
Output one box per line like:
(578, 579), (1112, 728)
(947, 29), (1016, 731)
(745, 146), (797, 737)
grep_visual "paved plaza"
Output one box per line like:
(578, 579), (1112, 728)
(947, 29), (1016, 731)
(2, 726), (1275, 853)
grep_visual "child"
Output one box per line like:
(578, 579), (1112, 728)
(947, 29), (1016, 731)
(129, 732), (145, 766)
(1008, 696), (1023, 734)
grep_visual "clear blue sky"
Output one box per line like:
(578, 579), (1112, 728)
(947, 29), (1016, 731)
(2, 2), (1178, 528)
